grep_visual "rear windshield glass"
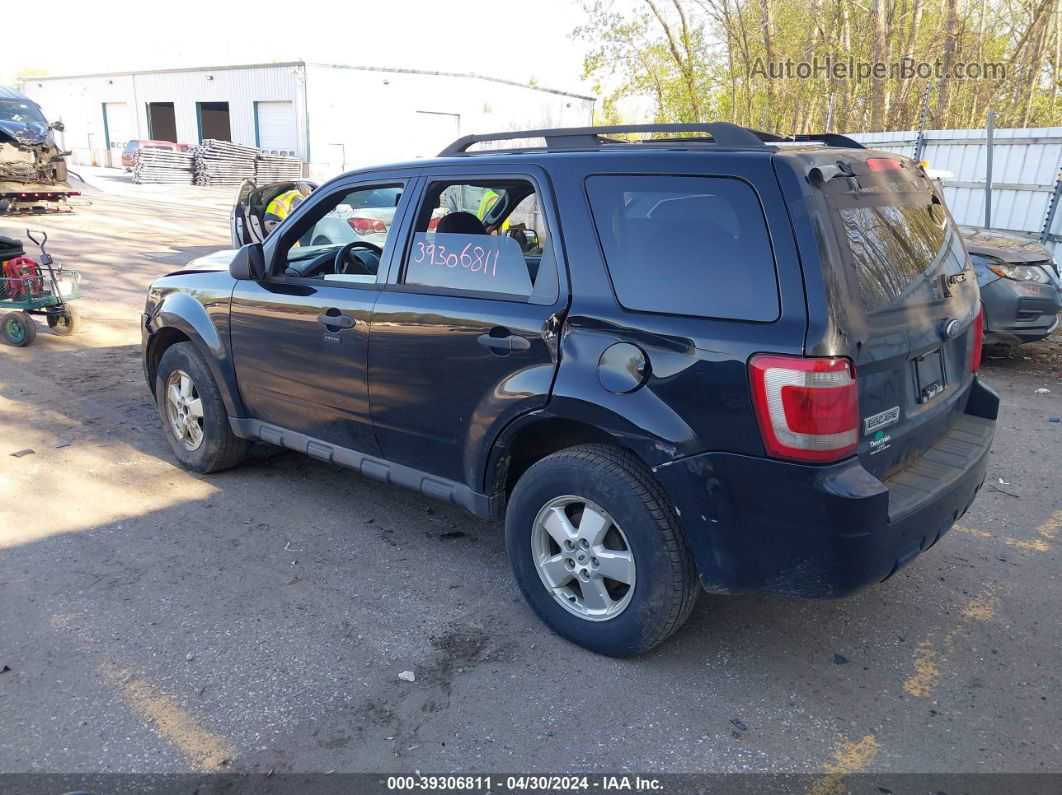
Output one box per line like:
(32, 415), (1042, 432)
(833, 194), (959, 312)
(585, 175), (779, 321)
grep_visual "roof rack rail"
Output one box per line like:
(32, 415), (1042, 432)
(750, 130), (866, 149)
(438, 122), (768, 156)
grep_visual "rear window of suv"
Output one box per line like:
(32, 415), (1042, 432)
(835, 199), (960, 312)
(585, 175), (779, 321)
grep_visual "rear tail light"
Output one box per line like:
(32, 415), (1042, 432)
(866, 157), (904, 171)
(347, 217), (387, 234)
(970, 304), (984, 374)
(748, 354), (859, 463)
(427, 216), (441, 231)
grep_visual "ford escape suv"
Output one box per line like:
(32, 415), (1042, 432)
(142, 123), (998, 657)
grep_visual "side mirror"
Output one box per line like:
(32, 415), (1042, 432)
(505, 227), (539, 252)
(229, 243), (266, 280)
(49, 120), (65, 133)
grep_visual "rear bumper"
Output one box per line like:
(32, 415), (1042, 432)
(654, 378), (998, 598)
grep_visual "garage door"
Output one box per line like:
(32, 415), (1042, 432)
(256, 101), (297, 156)
(103, 102), (132, 149)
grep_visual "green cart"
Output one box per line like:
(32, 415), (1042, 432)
(0, 230), (81, 347)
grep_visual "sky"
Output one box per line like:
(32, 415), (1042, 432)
(3, 0), (596, 97)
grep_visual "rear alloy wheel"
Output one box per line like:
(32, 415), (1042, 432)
(506, 444), (698, 656)
(530, 496), (636, 621)
(155, 342), (247, 473)
(2, 312), (36, 347)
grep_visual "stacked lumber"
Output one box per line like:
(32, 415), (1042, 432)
(132, 148), (194, 184)
(192, 140), (258, 186)
(255, 152), (303, 182)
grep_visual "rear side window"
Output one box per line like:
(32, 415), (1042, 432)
(585, 175), (779, 321)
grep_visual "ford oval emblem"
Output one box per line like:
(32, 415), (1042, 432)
(939, 318), (962, 341)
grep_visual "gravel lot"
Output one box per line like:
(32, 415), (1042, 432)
(1, 173), (1060, 778)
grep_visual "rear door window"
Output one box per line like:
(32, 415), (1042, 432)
(585, 175), (780, 321)
(398, 178), (559, 304)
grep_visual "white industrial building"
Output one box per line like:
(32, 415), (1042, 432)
(22, 61), (595, 178)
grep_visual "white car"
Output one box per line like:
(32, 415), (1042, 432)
(230, 179), (458, 251)
(230, 179), (400, 248)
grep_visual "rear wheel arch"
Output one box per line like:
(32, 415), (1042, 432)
(486, 415), (658, 518)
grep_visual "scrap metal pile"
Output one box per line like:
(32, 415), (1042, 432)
(192, 140), (303, 187)
(255, 152), (304, 182)
(132, 148), (194, 184)
(193, 140), (257, 186)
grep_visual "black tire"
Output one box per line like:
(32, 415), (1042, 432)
(47, 305), (80, 336)
(2, 312), (37, 347)
(505, 444), (698, 657)
(155, 342), (247, 473)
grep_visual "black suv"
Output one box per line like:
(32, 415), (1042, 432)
(142, 124), (998, 656)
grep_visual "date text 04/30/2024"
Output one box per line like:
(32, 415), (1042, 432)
(386, 775), (663, 791)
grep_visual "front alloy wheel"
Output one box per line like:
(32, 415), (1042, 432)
(165, 369), (205, 451)
(154, 341), (247, 473)
(531, 496), (635, 621)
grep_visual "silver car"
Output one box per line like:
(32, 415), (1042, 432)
(965, 231), (1061, 345)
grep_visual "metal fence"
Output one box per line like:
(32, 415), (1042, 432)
(850, 127), (1062, 254)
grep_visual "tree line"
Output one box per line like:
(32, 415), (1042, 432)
(575, 0), (1061, 132)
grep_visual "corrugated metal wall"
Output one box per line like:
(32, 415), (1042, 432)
(25, 63), (596, 181)
(851, 128), (1062, 254)
(304, 64), (596, 178)
(24, 64), (307, 164)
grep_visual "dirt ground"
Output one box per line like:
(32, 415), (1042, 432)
(1, 173), (1060, 779)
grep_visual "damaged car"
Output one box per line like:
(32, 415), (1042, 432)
(965, 231), (1061, 345)
(0, 86), (75, 213)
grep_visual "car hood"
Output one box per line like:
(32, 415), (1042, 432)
(172, 249), (238, 274)
(963, 232), (1053, 264)
(0, 120), (51, 147)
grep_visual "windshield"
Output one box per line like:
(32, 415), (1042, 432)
(0, 99), (48, 125)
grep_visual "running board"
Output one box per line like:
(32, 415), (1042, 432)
(229, 417), (492, 518)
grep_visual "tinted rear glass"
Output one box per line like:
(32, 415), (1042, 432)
(837, 200), (954, 311)
(585, 175), (779, 321)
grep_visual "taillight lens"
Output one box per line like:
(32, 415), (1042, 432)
(347, 217), (387, 234)
(748, 354), (859, 463)
(971, 304), (984, 374)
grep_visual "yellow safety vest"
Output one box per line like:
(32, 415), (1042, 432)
(476, 190), (510, 230)
(265, 190), (303, 220)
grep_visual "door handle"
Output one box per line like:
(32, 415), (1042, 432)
(477, 329), (531, 354)
(317, 310), (356, 329)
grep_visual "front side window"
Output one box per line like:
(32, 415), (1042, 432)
(277, 184), (402, 284)
(400, 179), (558, 303)
(585, 175), (780, 321)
